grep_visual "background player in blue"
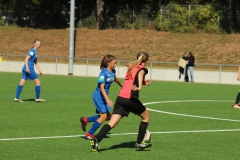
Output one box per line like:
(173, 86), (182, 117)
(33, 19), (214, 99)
(14, 39), (45, 102)
(80, 54), (122, 140)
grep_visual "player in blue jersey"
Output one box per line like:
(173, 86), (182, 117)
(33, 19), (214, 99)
(80, 54), (122, 140)
(14, 39), (45, 102)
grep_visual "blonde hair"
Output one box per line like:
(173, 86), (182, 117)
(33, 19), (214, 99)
(100, 54), (116, 70)
(126, 51), (149, 77)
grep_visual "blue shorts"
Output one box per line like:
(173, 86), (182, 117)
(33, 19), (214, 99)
(92, 91), (111, 114)
(21, 69), (38, 80)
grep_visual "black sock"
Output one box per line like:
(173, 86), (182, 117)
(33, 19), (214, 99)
(96, 124), (111, 143)
(137, 121), (148, 144)
(235, 92), (240, 104)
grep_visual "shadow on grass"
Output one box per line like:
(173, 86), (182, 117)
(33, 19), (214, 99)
(79, 134), (151, 152)
(22, 99), (35, 102)
(108, 141), (136, 149)
(100, 141), (151, 152)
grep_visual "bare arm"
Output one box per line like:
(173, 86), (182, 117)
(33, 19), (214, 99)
(35, 59), (44, 76)
(100, 83), (113, 107)
(25, 55), (31, 74)
(131, 70), (145, 91)
(114, 77), (123, 87)
(143, 79), (151, 86)
(237, 65), (240, 81)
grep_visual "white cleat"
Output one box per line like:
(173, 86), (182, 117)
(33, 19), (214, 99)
(14, 98), (23, 102)
(35, 98), (45, 102)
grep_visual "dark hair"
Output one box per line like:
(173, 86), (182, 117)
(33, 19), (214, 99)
(189, 52), (193, 56)
(100, 54), (116, 70)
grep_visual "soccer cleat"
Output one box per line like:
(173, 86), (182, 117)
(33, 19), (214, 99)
(233, 104), (240, 109)
(85, 133), (94, 140)
(14, 98), (23, 102)
(135, 141), (152, 151)
(90, 138), (100, 153)
(80, 117), (87, 132)
(35, 98), (45, 102)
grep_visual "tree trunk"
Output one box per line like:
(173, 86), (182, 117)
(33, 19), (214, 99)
(96, 0), (105, 29)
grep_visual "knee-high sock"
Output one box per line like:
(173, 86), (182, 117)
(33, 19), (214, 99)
(235, 92), (240, 104)
(88, 121), (101, 135)
(137, 121), (149, 144)
(35, 85), (40, 99)
(96, 124), (111, 143)
(87, 115), (100, 123)
(15, 85), (23, 99)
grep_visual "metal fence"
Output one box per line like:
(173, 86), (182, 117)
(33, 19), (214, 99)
(77, 3), (224, 29)
(0, 54), (239, 84)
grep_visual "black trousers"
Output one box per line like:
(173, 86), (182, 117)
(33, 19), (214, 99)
(184, 66), (189, 82)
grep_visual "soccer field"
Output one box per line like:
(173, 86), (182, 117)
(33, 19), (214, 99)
(1, 72), (240, 160)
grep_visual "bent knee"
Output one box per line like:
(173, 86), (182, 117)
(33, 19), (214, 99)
(141, 110), (150, 122)
(99, 113), (111, 121)
(34, 78), (41, 85)
(142, 117), (150, 122)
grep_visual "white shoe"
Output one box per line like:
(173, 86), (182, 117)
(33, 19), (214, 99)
(35, 98), (45, 102)
(233, 104), (240, 109)
(14, 98), (23, 102)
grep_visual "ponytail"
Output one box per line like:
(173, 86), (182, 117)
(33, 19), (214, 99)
(126, 51), (149, 77)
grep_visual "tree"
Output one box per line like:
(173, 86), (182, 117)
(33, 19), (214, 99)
(96, 0), (106, 29)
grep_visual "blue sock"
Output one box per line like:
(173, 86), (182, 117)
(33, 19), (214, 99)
(35, 86), (40, 99)
(88, 121), (101, 135)
(87, 115), (100, 123)
(15, 85), (23, 99)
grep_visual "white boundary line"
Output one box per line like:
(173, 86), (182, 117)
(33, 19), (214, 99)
(1, 100), (239, 141)
(1, 129), (240, 141)
(144, 100), (240, 122)
(143, 99), (233, 105)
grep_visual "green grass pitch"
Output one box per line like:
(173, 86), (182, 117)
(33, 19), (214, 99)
(0, 72), (240, 160)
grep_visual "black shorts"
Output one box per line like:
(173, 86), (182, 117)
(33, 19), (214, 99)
(112, 96), (146, 117)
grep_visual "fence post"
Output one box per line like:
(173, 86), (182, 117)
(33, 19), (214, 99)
(118, 60), (120, 78)
(56, 57), (58, 74)
(150, 61), (152, 80)
(132, 4), (135, 29)
(160, 5), (162, 22)
(219, 64), (222, 84)
(188, 5), (191, 24)
(86, 58), (89, 76)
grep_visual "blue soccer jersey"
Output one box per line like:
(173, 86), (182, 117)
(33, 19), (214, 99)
(23, 48), (37, 71)
(21, 48), (38, 80)
(95, 68), (116, 94)
(92, 68), (116, 114)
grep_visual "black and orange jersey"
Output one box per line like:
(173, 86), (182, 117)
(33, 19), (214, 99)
(119, 65), (148, 99)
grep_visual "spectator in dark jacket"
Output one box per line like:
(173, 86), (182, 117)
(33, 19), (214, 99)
(188, 52), (195, 82)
